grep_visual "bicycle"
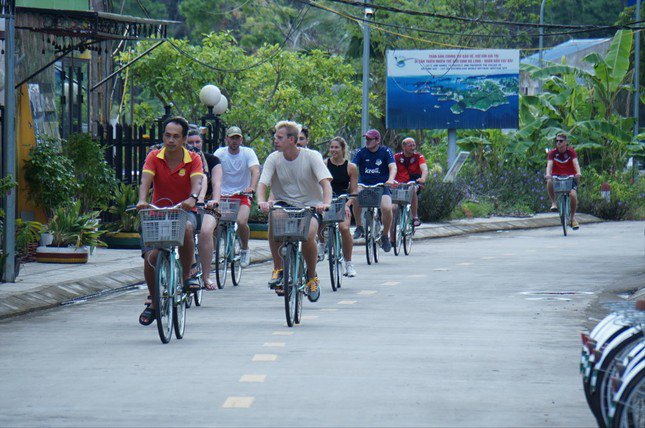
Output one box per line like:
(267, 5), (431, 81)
(139, 203), (190, 344)
(322, 195), (349, 291)
(390, 182), (416, 256)
(269, 205), (315, 327)
(553, 175), (574, 236)
(213, 195), (246, 289)
(357, 184), (384, 265)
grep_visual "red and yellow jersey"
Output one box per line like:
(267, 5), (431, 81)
(142, 147), (203, 206)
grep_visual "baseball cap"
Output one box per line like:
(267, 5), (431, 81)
(363, 129), (381, 140)
(226, 126), (243, 137)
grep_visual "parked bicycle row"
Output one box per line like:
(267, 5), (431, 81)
(580, 300), (645, 427)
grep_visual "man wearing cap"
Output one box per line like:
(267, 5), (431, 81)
(352, 129), (397, 252)
(214, 126), (260, 267)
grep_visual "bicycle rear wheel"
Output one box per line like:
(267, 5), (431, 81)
(173, 265), (186, 340)
(154, 251), (173, 344)
(231, 234), (242, 286)
(403, 206), (414, 255)
(215, 228), (228, 288)
(192, 253), (203, 307)
(283, 244), (297, 327)
(328, 228), (340, 291)
(393, 208), (403, 256)
(365, 212), (374, 265)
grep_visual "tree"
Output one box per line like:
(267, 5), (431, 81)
(119, 33), (374, 157)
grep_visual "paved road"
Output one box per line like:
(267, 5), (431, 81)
(0, 221), (642, 427)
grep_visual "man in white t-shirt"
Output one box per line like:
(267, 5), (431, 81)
(257, 120), (332, 302)
(214, 126), (260, 267)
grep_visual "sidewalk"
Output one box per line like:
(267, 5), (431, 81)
(0, 213), (601, 319)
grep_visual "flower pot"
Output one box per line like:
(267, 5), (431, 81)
(39, 232), (53, 246)
(36, 246), (89, 264)
(102, 232), (141, 249)
(249, 222), (268, 240)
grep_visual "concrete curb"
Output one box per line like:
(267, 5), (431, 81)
(0, 213), (601, 320)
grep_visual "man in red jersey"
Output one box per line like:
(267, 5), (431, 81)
(545, 133), (582, 230)
(136, 116), (204, 326)
(394, 137), (428, 227)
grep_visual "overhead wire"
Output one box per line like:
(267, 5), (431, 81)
(319, 0), (642, 30)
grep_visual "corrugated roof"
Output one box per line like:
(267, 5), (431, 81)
(522, 38), (611, 66)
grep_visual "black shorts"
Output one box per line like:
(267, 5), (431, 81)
(140, 211), (198, 257)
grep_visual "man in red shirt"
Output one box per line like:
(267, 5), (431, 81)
(394, 137), (428, 227)
(545, 133), (582, 229)
(136, 116), (204, 326)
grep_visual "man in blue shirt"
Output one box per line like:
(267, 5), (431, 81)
(352, 129), (397, 252)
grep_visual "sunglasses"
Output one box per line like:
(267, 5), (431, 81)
(365, 137), (377, 141)
(556, 139), (566, 142)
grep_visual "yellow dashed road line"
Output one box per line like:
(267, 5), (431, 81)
(252, 354), (278, 362)
(239, 375), (267, 383)
(222, 396), (254, 408)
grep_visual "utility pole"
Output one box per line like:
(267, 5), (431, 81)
(538, 0), (546, 94)
(634, 0), (641, 138)
(2, 0), (16, 282)
(360, 1), (373, 147)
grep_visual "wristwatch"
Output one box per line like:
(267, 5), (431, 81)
(189, 193), (199, 201)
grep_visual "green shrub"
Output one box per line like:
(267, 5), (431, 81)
(63, 133), (118, 212)
(418, 174), (465, 221)
(577, 170), (644, 220)
(451, 200), (495, 219)
(23, 138), (79, 215)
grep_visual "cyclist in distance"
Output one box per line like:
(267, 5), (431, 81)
(136, 116), (204, 326)
(257, 120), (332, 302)
(394, 137), (428, 228)
(214, 126), (260, 268)
(352, 129), (397, 252)
(186, 127), (222, 290)
(545, 133), (582, 230)
(325, 136), (359, 277)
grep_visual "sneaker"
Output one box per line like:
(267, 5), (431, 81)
(413, 217), (422, 227)
(571, 218), (580, 230)
(268, 269), (283, 288)
(353, 225), (364, 239)
(306, 277), (320, 302)
(317, 242), (326, 262)
(380, 234), (392, 252)
(550, 205), (558, 212)
(240, 249), (251, 268)
(344, 261), (357, 277)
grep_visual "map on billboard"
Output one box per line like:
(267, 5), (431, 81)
(386, 49), (519, 130)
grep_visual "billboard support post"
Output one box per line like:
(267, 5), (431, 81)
(447, 129), (457, 168)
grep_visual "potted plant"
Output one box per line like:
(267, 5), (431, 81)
(36, 201), (106, 264)
(248, 200), (269, 240)
(103, 183), (141, 249)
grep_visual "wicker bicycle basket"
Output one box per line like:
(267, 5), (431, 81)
(139, 208), (188, 247)
(390, 184), (415, 205)
(219, 198), (241, 222)
(553, 177), (574, 193)
(323, 198), (347, 223)
(270, 208), (312, 242)
(357, 187), (384, 208)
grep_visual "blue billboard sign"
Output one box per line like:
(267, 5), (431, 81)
(386, 49), (520, 130)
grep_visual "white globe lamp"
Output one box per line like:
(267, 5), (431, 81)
(212, 95), (228, 115)
(199, 84), (222, 108)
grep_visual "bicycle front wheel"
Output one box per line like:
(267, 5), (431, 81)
(393, 208), (403, 256)
(373, 212), (380, 264)
(403, 206), (414, 255)
(559, 195), (568, 236)
(231, 234), (242, 286)
(365, 212), (374, 265)
(215, 228), (228, 288)
(611, 370), (645, 428)
(283, 244), (297, 327)
(173, 262), (186, 340)
(154, 251), (173, 344)
(294, 253), (304, 324)
(328, 227), (340, 291)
